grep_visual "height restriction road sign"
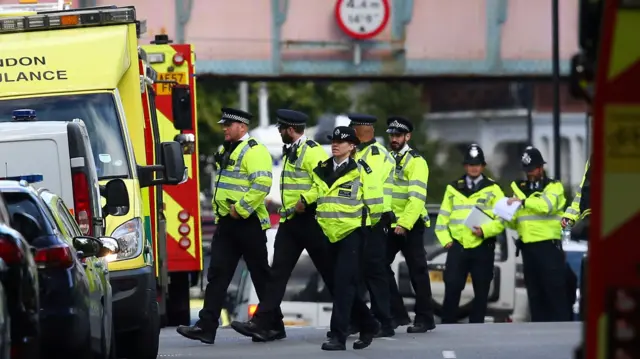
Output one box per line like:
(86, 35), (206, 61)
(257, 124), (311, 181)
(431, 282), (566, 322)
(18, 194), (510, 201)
(334, 0), (390, 40)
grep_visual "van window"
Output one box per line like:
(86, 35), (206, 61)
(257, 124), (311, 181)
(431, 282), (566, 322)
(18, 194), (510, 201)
(0, 93), (130, 179)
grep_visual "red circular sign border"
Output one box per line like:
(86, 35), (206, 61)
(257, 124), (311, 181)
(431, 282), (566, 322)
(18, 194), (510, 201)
(334, 0), (391, 40)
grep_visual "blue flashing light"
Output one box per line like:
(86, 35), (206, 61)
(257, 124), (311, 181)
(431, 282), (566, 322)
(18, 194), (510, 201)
(0, 174), (44, 184)
(12, 109), (37, 121)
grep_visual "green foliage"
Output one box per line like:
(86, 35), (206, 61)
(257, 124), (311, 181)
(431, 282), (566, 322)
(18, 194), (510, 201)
(247, 82), (352, 127)
(356, 82), (462, 203)
(195, 78), (239, 155)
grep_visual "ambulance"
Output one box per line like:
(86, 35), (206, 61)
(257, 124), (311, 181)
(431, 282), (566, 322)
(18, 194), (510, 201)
(0, 3), (187, 358)
(141, 35), (202, 326)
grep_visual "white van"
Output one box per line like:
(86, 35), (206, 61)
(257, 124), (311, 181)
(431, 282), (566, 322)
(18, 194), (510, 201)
(0, 110), (130, 237)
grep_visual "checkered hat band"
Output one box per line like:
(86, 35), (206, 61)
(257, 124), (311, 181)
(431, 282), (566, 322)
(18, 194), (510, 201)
(221, 113), (249, 124)
(277, 118), (305, 126)
(350, 121), (373, 126)
(388, 120), (409, 131)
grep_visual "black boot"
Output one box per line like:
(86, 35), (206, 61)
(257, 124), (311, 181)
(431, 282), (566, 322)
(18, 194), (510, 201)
(374, 325), (395, 338)
(321, 337), (346, 351)
(176, 324), (216, 344)
(407, 322), (436, 334)
(231, 320), (272, 342)
(354, 321), (379, 349)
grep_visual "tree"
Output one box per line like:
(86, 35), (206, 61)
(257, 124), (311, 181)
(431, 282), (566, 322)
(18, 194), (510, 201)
(247, 81), (352, 127)
(356, 82), (462, 203)
(196, 78), (239, 155)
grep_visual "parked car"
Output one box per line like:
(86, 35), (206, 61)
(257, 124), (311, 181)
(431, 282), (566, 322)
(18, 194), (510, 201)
(0, 259), (12, 359)
(0, 180), (119, 358)
(0, 187), (40, 359)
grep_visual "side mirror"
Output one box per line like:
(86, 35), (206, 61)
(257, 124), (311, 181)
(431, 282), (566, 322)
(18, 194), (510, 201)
(97, 236), (120, 258)
(11, 212), (42, 242)
(171, 85), (193, 131)
(161, 141), (188, 185)
(101, 179), (130, 217)
(72, 236), (102, 258)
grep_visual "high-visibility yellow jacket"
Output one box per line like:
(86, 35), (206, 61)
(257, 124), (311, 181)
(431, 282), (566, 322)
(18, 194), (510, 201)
(355, 140), (395, 226)
(563, 159), (590, 221)
(301, 157), (372, 243)
(278, 138), (328, 222)
(390, 147), (430, 230)
(506, 178), (566, 243)
(212, 137), (272, 230)
(435, 176), (505, 249)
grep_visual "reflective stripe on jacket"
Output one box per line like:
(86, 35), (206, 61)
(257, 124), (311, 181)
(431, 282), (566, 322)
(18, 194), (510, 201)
(355, 141), (395, 225)
(279, 139), (328, 221)
(302, 157), (372, 243)
(212, 137), (272, 230)
(435, 176), (505, 249)
(390, 148), (430, 230)
(563, 159), (590, 221)
(507, 179), (566, 243)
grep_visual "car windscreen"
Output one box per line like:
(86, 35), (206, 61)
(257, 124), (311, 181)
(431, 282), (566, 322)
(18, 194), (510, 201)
(0, 93), (130, 179)
(2, 192), (52, 242)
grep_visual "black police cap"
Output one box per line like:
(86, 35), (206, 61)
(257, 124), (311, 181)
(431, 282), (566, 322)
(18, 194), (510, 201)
(463, 144), (486, 165)
(218, 107), (252, 125)
(521, 146), (546, 171)
(386, 116), (413, 134)
(327, 126), (360, 144)
(275, 109), (308, 127)
(347, 113), (377, 126)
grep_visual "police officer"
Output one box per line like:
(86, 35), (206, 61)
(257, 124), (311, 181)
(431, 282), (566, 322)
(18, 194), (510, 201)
(384, 116), (436, 333)
(230, 109), (331, 342)
(435, 144), (505, 324)
(506, 146), (570, 322)
(348, 114), (396, 334)
(562, 154), (592, 229)
(177, 108), (274, 343)
(302, 126), (379, 350)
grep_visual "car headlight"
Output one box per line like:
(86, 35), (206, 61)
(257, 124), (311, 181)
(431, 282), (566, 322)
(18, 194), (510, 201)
(110, 218), (143, 261)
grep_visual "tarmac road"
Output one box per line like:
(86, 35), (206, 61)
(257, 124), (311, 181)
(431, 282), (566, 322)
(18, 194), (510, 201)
(159, 322), (581, 359)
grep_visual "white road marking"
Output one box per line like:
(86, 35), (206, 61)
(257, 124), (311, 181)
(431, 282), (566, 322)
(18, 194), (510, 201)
(442, 350), (457, 358)
(378, 337), (396, 341)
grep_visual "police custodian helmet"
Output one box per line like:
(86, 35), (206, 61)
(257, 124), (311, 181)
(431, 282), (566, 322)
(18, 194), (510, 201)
(463, 144), (486, 165)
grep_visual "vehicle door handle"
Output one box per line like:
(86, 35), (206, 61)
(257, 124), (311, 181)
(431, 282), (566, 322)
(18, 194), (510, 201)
(322, 306), (332, 312)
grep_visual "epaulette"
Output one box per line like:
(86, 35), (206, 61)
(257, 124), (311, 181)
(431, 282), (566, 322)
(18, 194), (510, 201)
(247, 139), (258, 147)
(409, 149), (421, 158)
(371, 146), (380, 155)
(455, 178), (466, 189)
(358, 159), (372, 174)
(306, 140), (318, 148)
(319, 160), (328, 167)
(518, 180), (527, 188)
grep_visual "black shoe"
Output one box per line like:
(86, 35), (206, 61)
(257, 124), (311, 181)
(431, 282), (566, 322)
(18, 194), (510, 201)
(392, 317), (411, 329)
(374, 326), (395, 338)
(355, 321), (379, 349)
(231, 320), (272, 342)
(407, 322), (436, 334)
(251, 328), (287, 342)
(326, 325), (358, 339)
(176, 325), (216, 344)
(321, 338), (346, 351)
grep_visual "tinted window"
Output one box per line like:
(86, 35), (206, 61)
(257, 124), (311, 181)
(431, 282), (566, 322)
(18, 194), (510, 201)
(283, 255), (319, 302)
(54, 199), (80, 238)
(3, 192), (52, 241)
(0, 93), (129, 179)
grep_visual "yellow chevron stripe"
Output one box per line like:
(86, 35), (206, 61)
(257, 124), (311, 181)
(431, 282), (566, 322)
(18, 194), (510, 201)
(164, 191), (196, 258)
(607, 9), (640, 81)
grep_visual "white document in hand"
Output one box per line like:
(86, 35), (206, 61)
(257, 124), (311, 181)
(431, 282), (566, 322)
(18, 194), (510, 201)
(464, 206), (494, 230)
(493, 197), (521, 221)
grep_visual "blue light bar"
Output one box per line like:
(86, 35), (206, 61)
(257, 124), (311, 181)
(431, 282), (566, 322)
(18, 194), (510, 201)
(0, 174), (44, 183)
(12, 109), (37, 121)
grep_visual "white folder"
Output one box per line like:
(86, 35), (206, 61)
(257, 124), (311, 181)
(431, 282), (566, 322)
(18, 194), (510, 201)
(464, 206), (494, 230)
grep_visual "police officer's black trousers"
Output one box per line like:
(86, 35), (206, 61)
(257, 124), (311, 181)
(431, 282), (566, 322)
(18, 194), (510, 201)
(197, 215), (271, 331)
(362, 223), (393, 328)
(329, 228), (378, 343)
(521, 240), (571, 322)
(386, 221), (435, 325)
(252, 212), (333, 328)
(442, 240), (495, 324)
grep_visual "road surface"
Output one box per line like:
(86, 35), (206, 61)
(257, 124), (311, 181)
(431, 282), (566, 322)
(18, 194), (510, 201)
(159, 322), (581, 359)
